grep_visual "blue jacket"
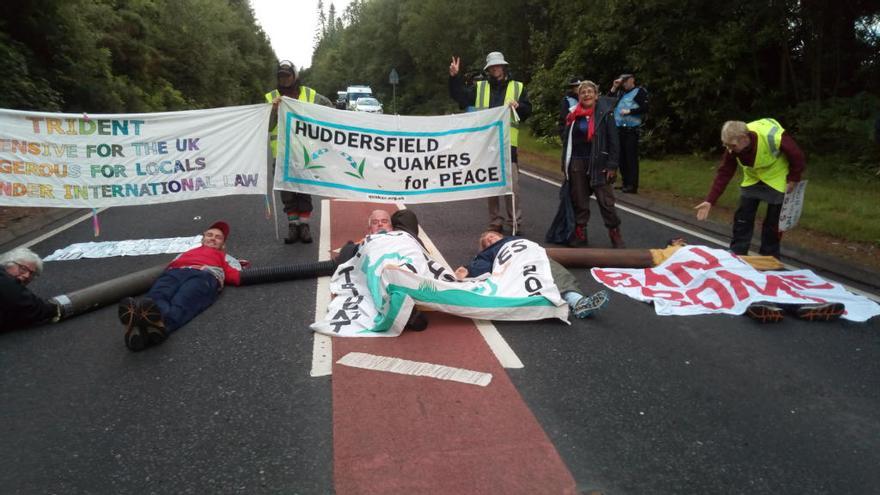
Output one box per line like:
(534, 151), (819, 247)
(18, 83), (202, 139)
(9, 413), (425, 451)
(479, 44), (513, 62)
(465, 236), (520, 278)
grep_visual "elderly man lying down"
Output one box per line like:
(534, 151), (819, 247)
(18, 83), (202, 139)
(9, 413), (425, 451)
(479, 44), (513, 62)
(312, 210), (579, 338)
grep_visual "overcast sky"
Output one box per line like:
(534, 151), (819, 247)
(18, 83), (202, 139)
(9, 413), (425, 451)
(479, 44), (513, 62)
(250, 0), (353, 71)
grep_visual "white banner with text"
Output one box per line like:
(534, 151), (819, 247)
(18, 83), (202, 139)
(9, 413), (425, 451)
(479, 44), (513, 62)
(592, 246), (880, 322)
(0, 104), (271, 207)
(274, 99), (512, 203)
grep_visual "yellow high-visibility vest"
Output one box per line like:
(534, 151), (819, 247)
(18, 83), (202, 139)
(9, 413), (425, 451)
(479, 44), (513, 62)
(474, 79), (523, 147)
(738, 118), (790, 193)
(265, 86), (316, 157)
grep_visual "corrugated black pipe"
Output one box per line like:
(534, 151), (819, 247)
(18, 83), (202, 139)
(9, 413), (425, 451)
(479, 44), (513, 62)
(239, 260), (338, 286)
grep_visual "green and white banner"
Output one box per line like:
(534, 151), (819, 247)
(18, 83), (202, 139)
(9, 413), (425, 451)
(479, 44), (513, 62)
(0, 104), (270, 207)
(275, 98), (513, 204)
(312, 231), (568, 338)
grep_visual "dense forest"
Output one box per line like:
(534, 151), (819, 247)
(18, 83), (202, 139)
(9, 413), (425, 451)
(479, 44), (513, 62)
(0, 0), (276, 113)
(2, 0), (878, 164)
(307, 0), (880, 164)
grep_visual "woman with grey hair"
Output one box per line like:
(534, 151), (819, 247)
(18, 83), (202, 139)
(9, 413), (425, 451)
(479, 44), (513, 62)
(552, 80), (625, 248)
(1, 247), (59, 331)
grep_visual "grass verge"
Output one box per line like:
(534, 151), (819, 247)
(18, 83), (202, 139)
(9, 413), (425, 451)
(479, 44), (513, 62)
(518, 129), (880, 272)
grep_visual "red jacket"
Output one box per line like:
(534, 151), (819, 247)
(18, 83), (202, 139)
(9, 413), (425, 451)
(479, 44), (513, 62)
(167, 245), (241, 286)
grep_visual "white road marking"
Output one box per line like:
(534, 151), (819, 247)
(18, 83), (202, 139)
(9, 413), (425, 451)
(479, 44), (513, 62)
(311, 199), (334, 377)
(337, 352), (493, 387)
(15, 209), (109, 250)
(310, 201), (525, 376)
(416, 220), (524, 369)
(521, 170), (879, 302)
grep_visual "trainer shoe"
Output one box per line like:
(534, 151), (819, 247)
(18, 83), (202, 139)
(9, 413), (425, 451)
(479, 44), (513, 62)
(745, 303), (785, 323)
(796, 302), (845, 322)
(573, 290), (610, 319)
(298, 223), (313, 244)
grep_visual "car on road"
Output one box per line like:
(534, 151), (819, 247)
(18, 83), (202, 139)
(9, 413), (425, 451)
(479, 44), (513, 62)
(353, 97), (383, 114)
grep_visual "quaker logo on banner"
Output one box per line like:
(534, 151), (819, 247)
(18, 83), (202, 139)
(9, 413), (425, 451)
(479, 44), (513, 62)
(0, 104), (271, 207)
(275, 98), (513, 204)
(592, 246), (880, 322)
(312, 232), (568, 338)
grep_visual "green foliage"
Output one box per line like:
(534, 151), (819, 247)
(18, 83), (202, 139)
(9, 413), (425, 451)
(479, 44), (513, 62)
(782, 93), (880, 168)
(0, 0), (276, 112)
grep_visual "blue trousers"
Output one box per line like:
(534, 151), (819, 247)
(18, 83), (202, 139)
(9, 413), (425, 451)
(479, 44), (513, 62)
(146, 269), (220, 333)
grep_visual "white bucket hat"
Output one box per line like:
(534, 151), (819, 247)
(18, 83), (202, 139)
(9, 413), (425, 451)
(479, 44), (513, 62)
(484, 51), (509, 70)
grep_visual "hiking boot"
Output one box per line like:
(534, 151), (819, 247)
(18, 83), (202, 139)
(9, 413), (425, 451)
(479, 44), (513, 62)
(796, 302), (845, 322)
(609, 227), (626, 249)
(119, 297), (146, 351)
(570, 225), (588, 247)
(745, 303), (785, 323)
(284, 223), (299, 244)
(404, 309), (429, 331)
(118, 297), (137, 327)
(124, 324), (147, 352)
(137, 298), (165, 329)
(298, 223), (313, 244)
(573, 290), (610, 319)
(136, 298), (167, 345)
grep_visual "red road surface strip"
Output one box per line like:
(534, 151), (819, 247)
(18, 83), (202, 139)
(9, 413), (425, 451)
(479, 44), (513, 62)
(329, 200), (577, 494)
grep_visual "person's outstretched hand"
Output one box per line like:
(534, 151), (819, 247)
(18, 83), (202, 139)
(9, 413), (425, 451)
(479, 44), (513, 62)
(694, 201), (712, 220)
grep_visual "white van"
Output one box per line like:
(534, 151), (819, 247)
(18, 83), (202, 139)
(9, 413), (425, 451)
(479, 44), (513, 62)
(346, 85), (373, 110)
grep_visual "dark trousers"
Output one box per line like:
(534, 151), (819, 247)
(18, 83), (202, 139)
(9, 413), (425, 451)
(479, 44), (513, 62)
(281, 191), (313, 216)
(488, 147), (522, 230)
(147, 269), (220, 333)
(618, 127), (640, 190)
(569, 158), (621, 228)
(271, 159), (313, 216)
(730, 196), (783, 257)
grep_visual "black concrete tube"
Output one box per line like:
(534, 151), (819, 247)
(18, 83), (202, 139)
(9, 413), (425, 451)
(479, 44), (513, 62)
(52, 263), (167, 319)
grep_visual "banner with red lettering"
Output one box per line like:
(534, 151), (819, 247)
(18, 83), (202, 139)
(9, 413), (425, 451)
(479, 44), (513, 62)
(592, 246), (880, 322)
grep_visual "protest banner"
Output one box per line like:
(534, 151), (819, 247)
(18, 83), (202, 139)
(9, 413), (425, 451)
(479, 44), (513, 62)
(275, 98), (513, 203)
(0, 104), (271, 207)
(778, 179), (807, 231)
(592, 246), (880, 322)
(312, 231), (567, 337)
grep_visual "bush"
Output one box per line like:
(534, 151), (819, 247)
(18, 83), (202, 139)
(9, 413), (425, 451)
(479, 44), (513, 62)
(783, 93), (880, 169)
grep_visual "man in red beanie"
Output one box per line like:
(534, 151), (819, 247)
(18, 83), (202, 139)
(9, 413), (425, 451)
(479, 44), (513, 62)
(117, 221), (241, 351)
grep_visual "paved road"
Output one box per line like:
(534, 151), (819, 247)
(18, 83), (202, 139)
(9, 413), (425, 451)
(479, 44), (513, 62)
(2, 173), (878, 494)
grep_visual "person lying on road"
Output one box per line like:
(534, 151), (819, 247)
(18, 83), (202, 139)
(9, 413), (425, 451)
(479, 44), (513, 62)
(1, 247), (61, 332)
(455, 230), (609, 319)
(117, 221), (241, 351)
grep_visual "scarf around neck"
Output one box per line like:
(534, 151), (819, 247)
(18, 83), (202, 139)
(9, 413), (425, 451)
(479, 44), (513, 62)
(566, 104), (596, 142)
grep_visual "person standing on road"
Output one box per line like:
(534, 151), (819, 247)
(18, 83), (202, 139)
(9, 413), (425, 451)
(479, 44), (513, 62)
(557, 81), (625, 248)
(609, 73), (648, 194)
(1, 247), (60, 331)
(266, 60), (328, 245)
(448, 51), (532, 235)
(694, 119), (805, 258)
(454, 230), (610, 319)
(558, 77), (582, 137)
(117, 221), (241, 351)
